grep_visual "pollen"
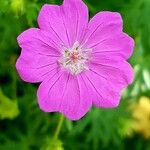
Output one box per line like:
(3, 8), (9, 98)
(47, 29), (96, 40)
(59, 42), (91, 75)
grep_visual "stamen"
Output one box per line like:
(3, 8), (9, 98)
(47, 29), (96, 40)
(59, 42), (91, 75)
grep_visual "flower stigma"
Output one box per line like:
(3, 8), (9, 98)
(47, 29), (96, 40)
(59, 42), (91, 75)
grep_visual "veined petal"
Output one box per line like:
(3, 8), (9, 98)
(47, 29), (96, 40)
(17, 28), (61, 54)
(62, 0), (88, 45)
(37, 72), (92, 120)
(38, 0), (88, 47)
(83, 11), (123, 45)
(61, 74), (92, 120)
(82, 71), (121, 108)
(88, 58), (134, 89)
(84, 59), (134, 108)
(16, 50), (59, 83)
(16, 28), (60, 83)
(90, 32), (134, 60)
(83, 12), (134, 59)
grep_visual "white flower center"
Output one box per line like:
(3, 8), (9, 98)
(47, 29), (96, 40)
(59, 42), (91, 75)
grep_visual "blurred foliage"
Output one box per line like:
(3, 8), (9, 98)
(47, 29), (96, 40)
(0, 0), (150, 150)
(0, 89), (19, 120)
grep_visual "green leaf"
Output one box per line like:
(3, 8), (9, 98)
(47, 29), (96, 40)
(41, 138), (64, 150)
(0, 89), (19, 120)
(10, 0), (25, 16)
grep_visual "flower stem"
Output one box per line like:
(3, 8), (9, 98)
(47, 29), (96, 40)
(53, 114), (65, 140)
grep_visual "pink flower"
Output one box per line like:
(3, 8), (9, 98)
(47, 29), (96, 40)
(16, 0), (134, 120)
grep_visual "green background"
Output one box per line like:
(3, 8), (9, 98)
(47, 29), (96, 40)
(0, 0), (150, 149)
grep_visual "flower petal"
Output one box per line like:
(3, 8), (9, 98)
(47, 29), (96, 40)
(82, 71), (121, 108)
(83, 11), (122, 44)
(90, 33), (134, 60)
(38, 0), (88, 47)
(62, 0), (89, 45)
(16, 28), (60, 83)
(83, 11), (134, 59)
(37, 72), (92, 120)
(89, 58), (133, 87)
(17, 28), (61, 54)
(84, 59), (134, 108)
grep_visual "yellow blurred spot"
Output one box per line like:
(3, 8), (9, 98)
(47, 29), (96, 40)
(131, 96), (150, 139)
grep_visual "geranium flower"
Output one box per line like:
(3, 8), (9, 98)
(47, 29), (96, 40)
(16, 0), (134, 120)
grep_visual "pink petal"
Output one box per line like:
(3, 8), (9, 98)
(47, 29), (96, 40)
(83, 12), (122, 44)
(82, 71), (120, 108)
(38, 0), (88, 47)
(84, 58), (134, 108)
(90, 33), (134, 60)
(37, 71), (92, 120)
(83, 11), (134, 59)
(89, 58), (133, 88)
(17, 28), (61, 54)
(16, 28), (60, 83)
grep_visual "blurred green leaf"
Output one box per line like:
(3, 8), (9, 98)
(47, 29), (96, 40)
(10, 0), (25, 16)
(41, 138), (64, 150)
(0, 89), (19, 120)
